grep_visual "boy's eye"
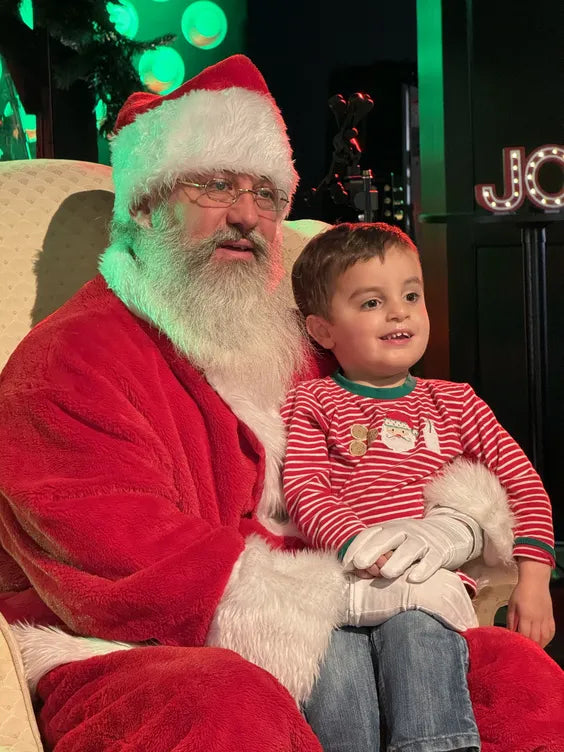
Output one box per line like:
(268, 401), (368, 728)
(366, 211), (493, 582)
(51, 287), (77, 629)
(361, 298), (381, 310)
(405, 292), (420, 303)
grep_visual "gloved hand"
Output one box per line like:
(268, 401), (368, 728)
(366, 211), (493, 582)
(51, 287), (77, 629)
(342, 508), (482, 583)
(345, 567), (478, 632)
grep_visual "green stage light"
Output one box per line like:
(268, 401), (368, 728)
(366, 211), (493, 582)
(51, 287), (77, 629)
(95, 100), (108, 131)
(152, 0), (171, 2)
(23, 112), (36, 142)
(106, 0), (139, 40)
(19, 0), (34, 29)
(181, 2), (228, 50)
(138, 47), (185, 95)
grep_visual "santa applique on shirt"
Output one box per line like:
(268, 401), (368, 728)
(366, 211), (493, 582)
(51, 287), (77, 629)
(377, 411), (442, 455)
(380, 411), (419, 453)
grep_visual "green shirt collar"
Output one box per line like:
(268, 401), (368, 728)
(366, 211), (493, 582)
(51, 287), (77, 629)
(331, 371), (417, 399)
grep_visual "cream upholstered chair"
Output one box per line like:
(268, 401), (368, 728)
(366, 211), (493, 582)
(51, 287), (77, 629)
(0, 158), (516, 614)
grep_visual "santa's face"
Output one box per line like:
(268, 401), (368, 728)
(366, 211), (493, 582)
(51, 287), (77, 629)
(120, 179), (306, 407)
(382, 420), (418, 452)
(168, 171), (285, 287)
(313, 246), (430, 387)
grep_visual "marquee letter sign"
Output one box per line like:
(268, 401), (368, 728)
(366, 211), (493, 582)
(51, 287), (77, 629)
(475, 144), (564, 213)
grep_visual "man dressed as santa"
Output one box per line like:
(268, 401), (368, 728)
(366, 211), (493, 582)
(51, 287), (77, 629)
(0, 55), (562, 752)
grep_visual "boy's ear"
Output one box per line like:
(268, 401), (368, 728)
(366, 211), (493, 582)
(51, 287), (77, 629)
(130, 197), (152, 228)
(306, 314), (335, 349)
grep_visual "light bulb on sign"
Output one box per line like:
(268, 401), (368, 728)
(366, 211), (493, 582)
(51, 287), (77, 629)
(181, 2), (228, 49)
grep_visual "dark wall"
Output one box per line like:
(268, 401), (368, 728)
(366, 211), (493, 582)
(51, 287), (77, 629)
(246, 0), (416, 204)
(417, 0), (564, 538)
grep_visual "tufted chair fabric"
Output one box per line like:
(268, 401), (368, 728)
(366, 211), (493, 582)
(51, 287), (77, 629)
(0, 160), (114, 369)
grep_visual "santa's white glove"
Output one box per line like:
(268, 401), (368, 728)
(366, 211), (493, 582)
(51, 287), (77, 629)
(342, 508), (482, 583)
(346, 567), (478, 632)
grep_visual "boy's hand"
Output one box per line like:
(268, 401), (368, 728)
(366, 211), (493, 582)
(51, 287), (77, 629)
(507, 559), (555, 648)
(352, 551), (393, 579)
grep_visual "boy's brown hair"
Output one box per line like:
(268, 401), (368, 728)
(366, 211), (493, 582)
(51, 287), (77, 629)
(291, 222), (418, 320)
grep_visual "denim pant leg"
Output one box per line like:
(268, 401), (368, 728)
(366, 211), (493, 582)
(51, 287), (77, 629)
(371, 611), (481, 752)
(304, 626), (381, 752)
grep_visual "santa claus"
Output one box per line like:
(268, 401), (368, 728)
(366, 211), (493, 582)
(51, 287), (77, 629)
(0, 55), (562, 752)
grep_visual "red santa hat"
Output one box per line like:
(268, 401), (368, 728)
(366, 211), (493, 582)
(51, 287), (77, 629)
(110, 54), (299, 222)
(383, 411), (416, 430)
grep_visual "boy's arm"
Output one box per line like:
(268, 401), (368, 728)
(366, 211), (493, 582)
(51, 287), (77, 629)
(460, 386), (555, 646)
(281, 386), (367, 551)
(460, 385), (555, 567)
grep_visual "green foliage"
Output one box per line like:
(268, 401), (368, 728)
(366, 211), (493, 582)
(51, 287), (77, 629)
(0, 0), (174, 133)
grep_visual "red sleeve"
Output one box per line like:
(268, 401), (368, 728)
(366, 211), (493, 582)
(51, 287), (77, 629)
(0, 375), (245, 647)
(282, 384), (367, 550)
(460, 386), (555, 567)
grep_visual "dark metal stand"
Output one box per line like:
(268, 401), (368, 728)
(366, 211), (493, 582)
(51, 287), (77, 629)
(420, 211), (563, 475)
(521, 222), (549, 474)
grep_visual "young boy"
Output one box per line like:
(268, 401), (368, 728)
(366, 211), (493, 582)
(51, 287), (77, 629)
(281, 222), (555, 751)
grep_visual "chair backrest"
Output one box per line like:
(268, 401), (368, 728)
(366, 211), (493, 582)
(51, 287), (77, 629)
(0, 159), (329, 370)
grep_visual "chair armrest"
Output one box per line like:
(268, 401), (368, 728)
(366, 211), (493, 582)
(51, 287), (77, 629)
(464, 558), (518, 626)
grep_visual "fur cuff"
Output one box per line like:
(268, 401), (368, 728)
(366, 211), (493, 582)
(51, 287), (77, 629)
(423, 457), (515, 565)
(11, 623), (132, 693)
(205, 535), (346, 705)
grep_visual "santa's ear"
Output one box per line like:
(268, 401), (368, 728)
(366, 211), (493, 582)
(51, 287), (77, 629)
(306, 315), (335, 350)
(130, 198), (152, 229)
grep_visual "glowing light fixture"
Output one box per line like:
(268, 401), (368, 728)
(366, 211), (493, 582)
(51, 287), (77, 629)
(23, 112), (36, 142)
(138, 47), (185, 95)
(95, 100), (108, 131)
(106, 0), (139, 40)
(181, 2), (228, 49)
(19, 0), (34, 29)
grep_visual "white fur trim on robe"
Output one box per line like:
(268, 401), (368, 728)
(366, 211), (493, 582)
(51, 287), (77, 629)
(205, 536), (346, 704)
(423, 457), (515, 566)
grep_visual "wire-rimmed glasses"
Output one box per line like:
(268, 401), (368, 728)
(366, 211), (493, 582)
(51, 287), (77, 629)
(178, 177), (289, 214)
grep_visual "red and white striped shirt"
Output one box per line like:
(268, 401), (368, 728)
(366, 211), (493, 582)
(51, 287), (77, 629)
(282, 372), (555, 568)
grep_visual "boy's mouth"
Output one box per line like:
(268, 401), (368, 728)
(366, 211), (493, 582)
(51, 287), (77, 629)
(380, 331), (413, 341)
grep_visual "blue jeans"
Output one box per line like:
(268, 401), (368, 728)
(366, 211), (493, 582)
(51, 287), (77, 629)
(304, 611), (480, 752)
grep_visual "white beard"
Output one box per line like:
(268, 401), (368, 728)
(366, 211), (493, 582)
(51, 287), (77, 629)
(100, 208), (310, 520)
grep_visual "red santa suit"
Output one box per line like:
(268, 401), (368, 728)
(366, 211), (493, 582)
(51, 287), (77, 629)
(0, 55), (562, 751)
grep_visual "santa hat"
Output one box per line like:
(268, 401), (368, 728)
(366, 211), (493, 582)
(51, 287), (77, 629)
(110, 54), (299, 222)
(383, 411), (416, 430)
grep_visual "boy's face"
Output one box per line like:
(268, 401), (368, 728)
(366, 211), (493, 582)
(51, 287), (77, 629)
(307, 245), (430, 385)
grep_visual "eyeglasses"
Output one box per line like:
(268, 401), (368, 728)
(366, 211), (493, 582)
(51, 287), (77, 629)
(178, 178), (289, 214)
